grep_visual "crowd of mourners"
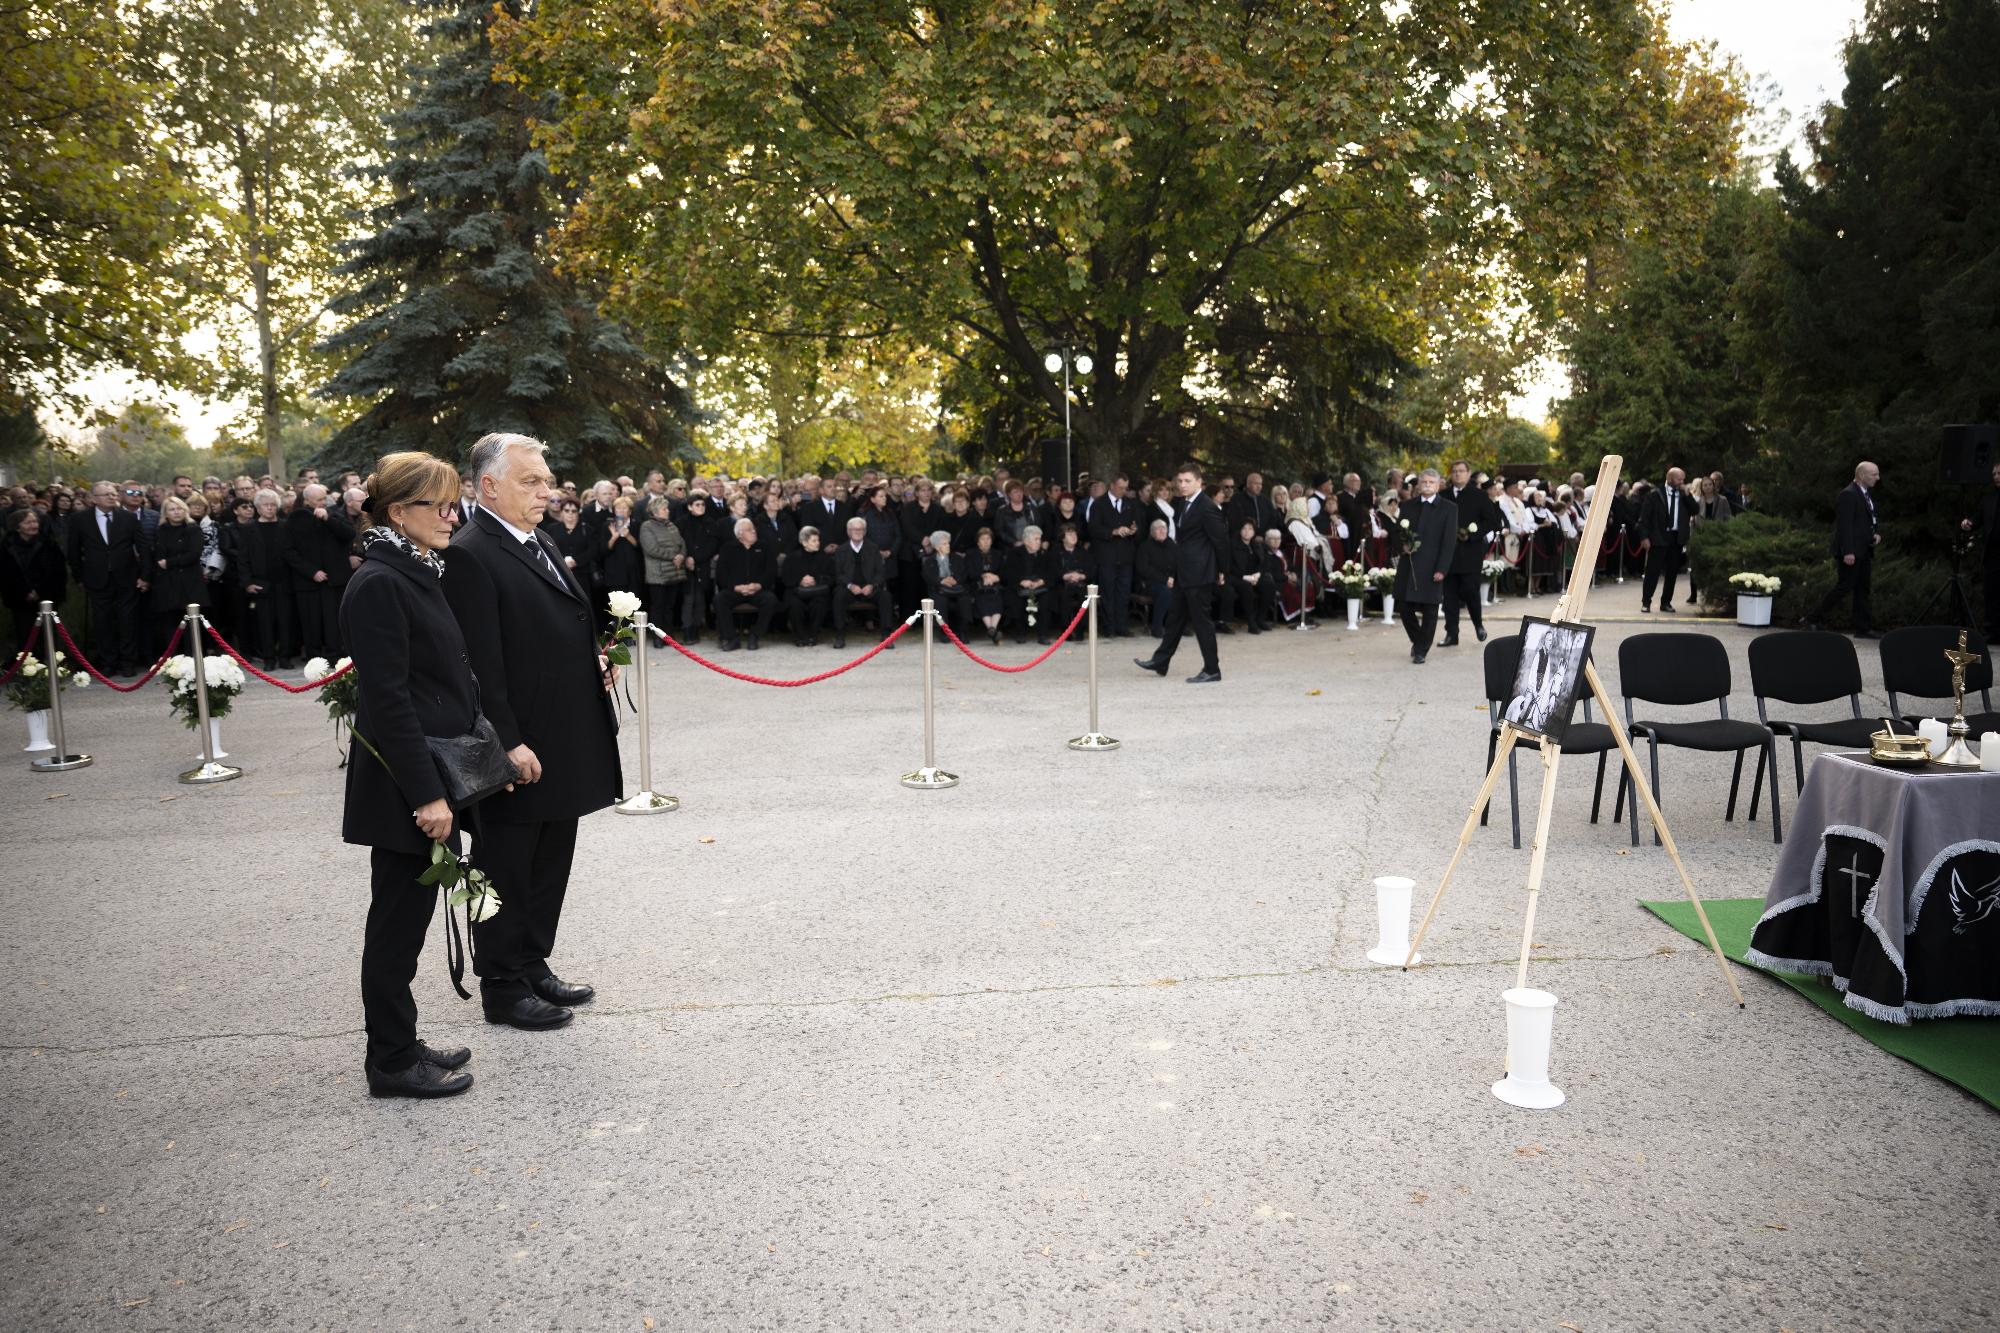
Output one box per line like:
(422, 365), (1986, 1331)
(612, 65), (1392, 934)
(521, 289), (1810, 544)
(0, 460), (1758, 670)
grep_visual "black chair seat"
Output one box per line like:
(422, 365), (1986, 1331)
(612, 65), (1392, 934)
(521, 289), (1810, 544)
(1516, 721), (1617, 755)
(1776, 716), (1880, 748)
(1632, 718), (1769, 752)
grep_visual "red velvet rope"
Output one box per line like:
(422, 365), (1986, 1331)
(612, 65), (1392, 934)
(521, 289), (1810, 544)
(55, 621), (184, 692)
(0, 622), (37, 686)
(203, 624), (355, 693)
(937, 601), (1089, 673)
(650, 615), (918, 686)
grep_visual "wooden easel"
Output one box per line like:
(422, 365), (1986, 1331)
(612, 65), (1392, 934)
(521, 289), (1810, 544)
(1403, 455), (1745, 1008)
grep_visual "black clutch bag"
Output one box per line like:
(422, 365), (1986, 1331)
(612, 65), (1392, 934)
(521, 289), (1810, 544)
(424, 714), (517, 811)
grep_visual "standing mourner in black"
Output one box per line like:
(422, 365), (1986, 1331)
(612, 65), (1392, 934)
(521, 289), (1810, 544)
(1394, 469), (1458, 665)
(1808, 460), (1883, 638)
(1439, 460), (1496, 646)
(1637, 467), (1693, 613)
(442, 434), (622, 1031)
(338, 451), (482, 1099)
(238, 492), (296, 669)
(1087, 475), (1141, 636)
(673, 493), (720, 643)
(65, 480), (149, 675)
(146, 499), (206, 644)
(287, 484), (355, 660)
(3, 508), (66, 652)
(1960, 460), (2000, 635)
(1136, 464), (1226, 683)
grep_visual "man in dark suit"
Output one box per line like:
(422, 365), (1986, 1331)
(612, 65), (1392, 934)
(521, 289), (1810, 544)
(442, 433), (622, 1031)
(285, 483), (355, 660)
(1334, 472), (1374, 552)
(1808, 460), (1882, 637)
(799, 477), (847, 545)
(1395, 469), (1458, 664)
(713, 518), (778, 650)
(1440, 460), (1497, 646)
(1638, 467), (1693, 613)
(1226, 471), (1279, 541)
(1961, 461), (2000, 635)
(1086, 474), (1141, 636)
(65, 480), (149, 674)
(831, 515), (893, 648)
(1135, 463), (1225, 683)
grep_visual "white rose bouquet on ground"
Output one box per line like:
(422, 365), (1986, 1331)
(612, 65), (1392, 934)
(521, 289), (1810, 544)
(161, 654), (245, 728)
(5, 651), (86, 713)
(1729, 572), (1782, 596)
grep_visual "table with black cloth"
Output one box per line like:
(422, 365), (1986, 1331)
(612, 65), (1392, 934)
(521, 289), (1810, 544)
(1746, 752), (1999, 1024)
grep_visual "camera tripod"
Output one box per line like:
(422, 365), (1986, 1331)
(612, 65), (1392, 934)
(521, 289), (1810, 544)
(1918, 532), (1977, 628)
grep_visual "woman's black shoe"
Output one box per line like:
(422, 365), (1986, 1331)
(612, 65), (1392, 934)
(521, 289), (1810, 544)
(416, 1040), (471, 1070)
(367, 1059), (473, 1099)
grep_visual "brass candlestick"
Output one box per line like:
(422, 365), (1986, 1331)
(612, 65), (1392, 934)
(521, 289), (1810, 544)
(1936, 630), (1982, 768)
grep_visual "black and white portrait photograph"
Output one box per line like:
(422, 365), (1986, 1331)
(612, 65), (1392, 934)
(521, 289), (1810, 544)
(1503, 616), (1596, 745)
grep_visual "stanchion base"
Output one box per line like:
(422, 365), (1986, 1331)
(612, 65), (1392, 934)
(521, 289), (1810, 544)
(900, 766), (959, 789)
(177, 760), (242, 785)
(615, 791), (680, 815)
(30, 752), (93, 772)
(1491, 1075), (1566, 1110)
(1367, 946), (1419, 966)
(1067, 733), (1121, 751)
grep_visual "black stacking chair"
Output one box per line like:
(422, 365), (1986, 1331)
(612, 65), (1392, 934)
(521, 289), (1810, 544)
(1479, 635), (1617, 849)
(1879, 626), (2000, 735)
(1747, 631), (1880, 805)
(1617, 632), (1783, 846)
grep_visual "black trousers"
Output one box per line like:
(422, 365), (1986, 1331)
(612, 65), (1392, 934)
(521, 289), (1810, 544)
(1401, 597), (1440, 654)
(468, 817), (578, 1002)
(1642, 539), (1686, 608)
(1222, 576), (1268, 630)
(785, 587), (829, 639)
(718, 588), (777, 642)
(295, 581), (341, 659)
(1811, 555), (1874, 634)
(832, 584), (893, 639)
(1157, 581), (1218, 673)
(249, 586), (295, 664)
(646, 581), (683, 639)
(363, 848), (440, 1073)
(682, 574), (713, 637)
(1442, 570), (1485, 637)
(84, 581), (142, 674)
(1055, 581), (1089, 634)
(929, 588), (966, 632)
(1005, 587), (1048, 639)
(1099, 560), (1133, 634)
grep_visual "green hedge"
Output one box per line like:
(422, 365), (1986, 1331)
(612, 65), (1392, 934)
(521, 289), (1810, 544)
(1687, 511), (1973, 630)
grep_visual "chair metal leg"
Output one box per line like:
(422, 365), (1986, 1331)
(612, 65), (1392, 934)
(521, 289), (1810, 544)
(1726, 752), (1744, 821)
(1508, 747), (1523, 850)
(1766, 737), (1784, 843)
(1626, 744), (1641, 846)
(1590, 750), (1607, 824)
(1792, 736), (1806, 794)
(1748, 745), (1767, 821)
(1648, 737), (1664, 847)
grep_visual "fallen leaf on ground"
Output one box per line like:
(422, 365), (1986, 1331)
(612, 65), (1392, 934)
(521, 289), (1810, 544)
(698, 836), (716, 844)
(45, 793), (67, 801)
(1409, 1191), (1428, 1204)
(222, 1221), (248, 1234)
(158, 795), (178, 803)
(271, 1241), (289, 1250)
(1307, 689), (1322, 696)
(1558, 1323), (1584, 1331)
(1515, 1145), (1545, 1157)
(121, 1298), (151, 1309)
(1762, 1222), (1789, 1231)
(766, 1242), (776, 1253)
(644, 1319), (656, 1331)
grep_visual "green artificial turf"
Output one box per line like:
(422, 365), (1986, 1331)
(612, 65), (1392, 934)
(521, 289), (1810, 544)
(1641, 897), (2000, 1111)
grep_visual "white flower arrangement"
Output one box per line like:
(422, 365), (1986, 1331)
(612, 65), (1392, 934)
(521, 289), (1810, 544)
(1729, 572), (1782, 596)
(6, 650), (84, 712)
(1365, 566), (1396, 590)
(1333, 560), (1369, 595)
(1481, 557), (1509, 579)
(301, 656), (331, 681)
(161, 653), (246, 728)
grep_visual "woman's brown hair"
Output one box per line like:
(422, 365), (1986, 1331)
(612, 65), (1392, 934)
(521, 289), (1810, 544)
(360, 452), (460, 533)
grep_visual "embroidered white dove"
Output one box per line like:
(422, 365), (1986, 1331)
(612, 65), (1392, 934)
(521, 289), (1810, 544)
(1947, 865), (2000, 934)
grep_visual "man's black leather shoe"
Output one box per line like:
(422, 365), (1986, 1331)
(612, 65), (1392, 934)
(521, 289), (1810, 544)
(1413, 652), (1429, 665)
(367, 1059), (472, 1099)
(1440, 635), (1460, 647)
(1134, 657), (1168, 676)
(530, 974), (595, 1006)
(483, 994), (573, 1029)
(1475, 626), (1489, 641)
(1186, 669), (1221, 683)
(416, 1040), (470, 1070)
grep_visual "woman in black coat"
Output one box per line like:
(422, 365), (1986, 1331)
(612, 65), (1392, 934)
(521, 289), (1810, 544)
(674, 494), (722, 641)
(3, 508), (66, 652)
(338, 451), (487, 1100)
(236, 492), (296, 669)
(147, 500), (207, 643)
(1003, 525), (1059, 644)
(964, 526), (1006, 643)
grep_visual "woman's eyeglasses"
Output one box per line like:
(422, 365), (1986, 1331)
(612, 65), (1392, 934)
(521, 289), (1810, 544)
(408, 500), (461, 519)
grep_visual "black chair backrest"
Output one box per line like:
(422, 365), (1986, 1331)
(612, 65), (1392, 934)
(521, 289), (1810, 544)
(1747, 630), (1863, 706)
(1619, 632), (1730, 707)
(1484, 634), (1594, 723)
(1880, 626), (1993, 703)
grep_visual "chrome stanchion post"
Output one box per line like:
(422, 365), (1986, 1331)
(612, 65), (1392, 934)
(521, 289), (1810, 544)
(901, 601), (957, 789)
(1068, 583), (1119, 751)
(29, 601), (91, 772)
(616, 609), (677, 814)
(178, 605), (240, 785)
(1294, 543), (1311, 630)
(1615, 524), (1627, 584)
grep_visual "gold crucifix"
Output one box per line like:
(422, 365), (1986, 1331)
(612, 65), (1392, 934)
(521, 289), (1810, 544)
(1946, 630), (1979, 717)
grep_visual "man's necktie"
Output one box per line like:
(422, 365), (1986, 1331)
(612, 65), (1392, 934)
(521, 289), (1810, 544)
(1668, 490), (1678, 531)
(526, 535), (565, 589)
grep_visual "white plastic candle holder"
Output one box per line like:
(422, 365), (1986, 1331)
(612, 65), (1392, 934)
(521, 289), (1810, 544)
(1491, 987), (1565, 1110)
(1366, 875), (1418, 966)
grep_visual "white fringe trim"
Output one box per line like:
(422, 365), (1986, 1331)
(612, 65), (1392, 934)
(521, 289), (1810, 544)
(1905, 838), (2000, 936)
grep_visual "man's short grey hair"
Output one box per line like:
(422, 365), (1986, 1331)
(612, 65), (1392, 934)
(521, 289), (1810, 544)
(1151, 518), (1168, 532)
(1023, 524), (1042, 541)
(253, 488), (280, 508)
(930, 530), (951, 547)
(799, 525), (820, 543)
(734, 517), (755, 535)
(344, 488), (366, 506)
(846, 516), (868, 532)
(1419, 468), (1441, 482)
(468, 432), (548, 488)
(301, 483), (327, 503)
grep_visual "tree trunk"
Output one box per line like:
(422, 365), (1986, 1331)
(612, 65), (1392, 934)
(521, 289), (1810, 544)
(240, 143), (284, 482)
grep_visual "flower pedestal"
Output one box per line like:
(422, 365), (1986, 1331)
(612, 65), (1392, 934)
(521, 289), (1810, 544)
(23, 709), (53, 753)
(1381, 594), (1396, 624)
(1492, 987), (1565, 1110)
(1366, 876), (1418, 966)
(1345, 600), (1362, 630)
(1735, 594), (1773, 628)
(1482, 581), (1495, 606)
(196, 719), (228, 762)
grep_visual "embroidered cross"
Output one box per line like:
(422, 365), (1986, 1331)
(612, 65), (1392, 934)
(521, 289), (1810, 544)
(1834, 854), (1873, 919)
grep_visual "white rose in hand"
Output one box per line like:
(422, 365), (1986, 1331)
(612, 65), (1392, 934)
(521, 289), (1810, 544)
(606, 589), (643, 619)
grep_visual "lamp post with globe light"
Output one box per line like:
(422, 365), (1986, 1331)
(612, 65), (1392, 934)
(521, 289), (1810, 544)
(1043, 346), (1092, 489)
